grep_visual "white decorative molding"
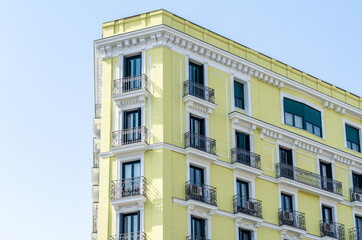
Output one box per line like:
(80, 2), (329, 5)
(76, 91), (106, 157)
(235, 214), (263, 231)
(280, 227), (306, 240)
(229, 112), (361, 168)
(183, 95), (217, 117)
(111, 195), (147, 213)
(95, 25), (361, 121)
(112, 89), (150, 110)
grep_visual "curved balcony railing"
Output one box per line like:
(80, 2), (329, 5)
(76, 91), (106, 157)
(349, 227), (362, 240)
(113, 74), (148, 95)
(278, 209), (306, 230)
(320, 220), (345, 240)
(231, 147), (261, 169)
(110, 232), (146, 240)
(276, 162), (343, 196)
(110, 177), (146, 200)
(350, 187), (362, 202)
(184, 80), (215, 104)
(95, 104), (101, 119)
(185, 132), (216, 155)
(186, 236), (210, 240)
(233, 195), (263, 218)
(185, 181), (217, 206)
(112, 126), (148, 147)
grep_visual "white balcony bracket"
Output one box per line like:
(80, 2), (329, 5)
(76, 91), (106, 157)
(280, 227), (307, 240)
(235, 215), (263, 232)
(183, 95), (217, 118)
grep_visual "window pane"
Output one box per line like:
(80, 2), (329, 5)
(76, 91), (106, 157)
(314, 126), (321, 137)
(346, 125), (360, 145)
(294, 115), (303, 129)
(352, 143), (359, 152)
(285, 113), (293, 126)
(306, 122), (313, 133)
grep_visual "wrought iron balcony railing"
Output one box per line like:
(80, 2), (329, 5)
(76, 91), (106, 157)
(185, 181), (217, 206)
(112, 126), (148, 147)
(113, 74), (148, 95)
(110, 232), (146, 240)
(184, 132), (216, 155)
(320, 220), (345, 240)
(233, 195), (263, 218)
(349, 227), (362, 240)
(186, 236), (210, 240)
(231, 147), (261, 169)
(110, 177), (146, 200)
(95, 104), (101, 119)
(93, 152), (99, 168)
(350, 187), (362, 202)
(184, 80), (215, 104)
(278, 209), (306, 230)
(276, 162), (343, 195)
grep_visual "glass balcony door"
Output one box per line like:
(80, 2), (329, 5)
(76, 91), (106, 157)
(189, 61), (204, 99)
(122, 161), (141, 197)
(191, 216), (206, 239)
(236, 132), (250, 165)
(239, 229), (251, 240)
(190, 115), (205, 151)
(124, 55), (142, 91)
(356, 216), (362, 240)
(236, 180), (249, 210)
(320, 162), (333, 192)
(120, 212), (140, 239)
(123, 109), (141, 143)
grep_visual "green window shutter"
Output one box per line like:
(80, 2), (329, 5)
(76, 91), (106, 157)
(284, 98), (303, 116)
(346, 125), (360, 144)
(304, 105), (321, 127)
(234, 82), (244, 99)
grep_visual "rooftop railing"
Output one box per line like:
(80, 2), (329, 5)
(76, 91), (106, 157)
(231, 147), (261, 169)
(276, 162), (343, 195)
(113, 74), (148, 95)
(184, 80), (215, 104)
(111, 126), (148, 147)
(185, 181), (217, 206)
(184, 132), (216, 155)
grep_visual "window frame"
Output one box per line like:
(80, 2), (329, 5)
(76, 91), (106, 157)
(343, 118), (362, 153)
(280, 92), (325, 139)
(231, 74), (252, 116)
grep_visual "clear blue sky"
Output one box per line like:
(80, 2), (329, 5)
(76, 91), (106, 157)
(0, 1), (361, 239)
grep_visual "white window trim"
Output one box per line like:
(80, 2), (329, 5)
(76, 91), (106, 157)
(115, 209), (145, 236)
(280, 92), (325, 140)
(116, 153), (145, 180)
(186, 111), (210, 137)
(232, 127), (256, 153)
(188, 214), (212, 239)
(319, 198), (338, 223)
(236, 226), (257, 240)
(276, 143), (296, 168)
(231, 73), (252, 116)
(342, 118), (362, 153)
(187, 157), (210, 185)
(353, 210), (362, 229)
(317, 158), (335, 182)
(118, 106), (146, 131)
(234, 172), (256, 198)
(278, 186), (299, 211)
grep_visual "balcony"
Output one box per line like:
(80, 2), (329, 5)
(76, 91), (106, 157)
(278, 209), (306, 230)
(110, 177), (147, 209)
(320, 221), (345, 240)
(233, 195), (263, 218)
(111, 127), (148, 154)
(183, 81), (217, 117)
(110, 232), (146, 240)
(231, 148), (262, 177)
(186, 236), (210, 240)
(184, 132), (217, 163)
(348, 227), (362, 240)
(350, 187), (362, 209)
(276, 163), (344, 201)
(93, 152), (99, 168)
(95, 104), (101, 119)
(112, 74), (150, 108)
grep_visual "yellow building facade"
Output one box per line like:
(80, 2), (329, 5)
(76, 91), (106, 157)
(92, 10), (362, 240)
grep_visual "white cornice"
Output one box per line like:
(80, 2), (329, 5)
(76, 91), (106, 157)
(229, 112), (362, 168)
(94, 25), (361, 119)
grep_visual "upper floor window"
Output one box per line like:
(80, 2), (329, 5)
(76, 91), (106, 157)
(283, 98), (322, 137)
(345, 124), (361, 152)
(189, 61), (204, 84)
(124, 55), (141, 77)
(191, 216), (206, 239)
(239, 228), (252, 240)
(234, 81), (244, 109)
(119, 212), (140, 236)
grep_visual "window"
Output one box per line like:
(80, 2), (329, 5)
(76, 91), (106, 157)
(236, 132), (250, 151)
(346, 124), (361, 152)
(239, 228), (252, 240)
(322, 206), (333, 223)
(189, 61), (204, 84)
(283, 98), (322, 137)
(124, 55), (141, 77)
(124, 109), (141, 129)
(122, 161), (141, 197)
(320, 161), (333, 192)
(353, 173), (362, 189)
(355, 216), (362, 240)
(281, 193), (293, 212)
(191, 216), (206, 239)
(236, 180), (249, 210)
(234, 81), (244, 109)
(119, 212), (140, 236)
(280, 193), (294, 226)
(280, 147), (293, 165)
